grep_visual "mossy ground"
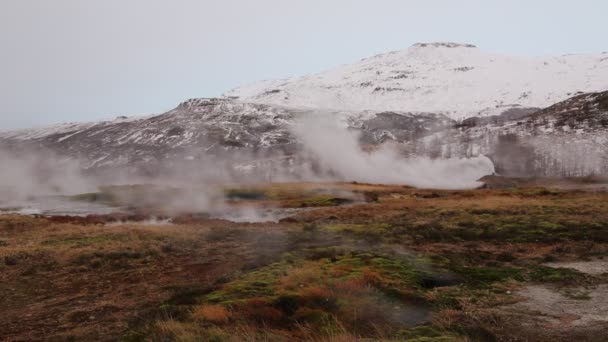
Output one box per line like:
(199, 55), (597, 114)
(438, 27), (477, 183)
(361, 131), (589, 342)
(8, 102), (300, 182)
(2, 182), (608, 341)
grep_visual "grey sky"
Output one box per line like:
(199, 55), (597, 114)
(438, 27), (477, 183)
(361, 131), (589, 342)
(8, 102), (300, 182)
(1, 0), (607, 130)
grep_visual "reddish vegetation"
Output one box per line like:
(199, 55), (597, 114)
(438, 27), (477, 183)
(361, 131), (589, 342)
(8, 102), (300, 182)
(1, 182), (608, 341)
(241, 300), (285, 324)
(0, 216), (285, 341)
(192, 305), (232, 324)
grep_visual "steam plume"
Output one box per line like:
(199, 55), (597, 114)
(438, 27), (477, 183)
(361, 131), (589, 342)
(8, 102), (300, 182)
(291, 115), (495, 189)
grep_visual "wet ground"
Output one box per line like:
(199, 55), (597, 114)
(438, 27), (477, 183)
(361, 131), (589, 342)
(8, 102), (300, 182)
(504, 259), (608, 341)
(0, 196), (122, 217)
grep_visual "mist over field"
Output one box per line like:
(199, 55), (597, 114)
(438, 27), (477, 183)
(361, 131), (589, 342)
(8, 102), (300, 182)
(0, 114), (498, 218)
(291, 115), (495, 189)
(0, 148), (92, 202)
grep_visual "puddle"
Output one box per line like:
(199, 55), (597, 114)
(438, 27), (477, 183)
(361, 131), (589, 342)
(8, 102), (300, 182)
(106, 217), (173, 226)
(211, 207), (316, 223)
(0, 197), (120, 217)
(386, 302), (432, 327)
(419, 271), (464, 289)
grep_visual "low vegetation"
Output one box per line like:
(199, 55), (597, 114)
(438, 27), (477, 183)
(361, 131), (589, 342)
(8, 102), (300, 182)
(1, 182), (608, 341)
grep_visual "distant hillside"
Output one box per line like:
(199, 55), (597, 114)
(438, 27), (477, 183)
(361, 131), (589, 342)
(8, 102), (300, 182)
(227, 42), (608, 120)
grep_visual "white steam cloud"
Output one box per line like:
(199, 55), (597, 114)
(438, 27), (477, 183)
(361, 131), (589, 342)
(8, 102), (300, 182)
(291, 115), (495, 189)
(1, 115), (495, 218)
(0, 148), (93, 204)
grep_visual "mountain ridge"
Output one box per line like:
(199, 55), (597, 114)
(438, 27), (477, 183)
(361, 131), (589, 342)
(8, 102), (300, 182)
(2, 44), (608, 179)
(1, 90), (607, 178)
(225, 42), (608, 119)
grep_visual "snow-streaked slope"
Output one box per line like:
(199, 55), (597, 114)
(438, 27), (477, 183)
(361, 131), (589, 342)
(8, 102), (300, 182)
(226, 42), (608, 120)
(0, 99), (300, 170)
(0, 115), (147, 141)
(1, 91), (607, 177)
(0, 98), (453, 174)
(415, 91), (608, 176)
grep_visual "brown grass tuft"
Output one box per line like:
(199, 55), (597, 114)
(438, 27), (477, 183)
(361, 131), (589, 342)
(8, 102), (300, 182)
(238, 298), (284, 324)
(192, 304), (231, 324)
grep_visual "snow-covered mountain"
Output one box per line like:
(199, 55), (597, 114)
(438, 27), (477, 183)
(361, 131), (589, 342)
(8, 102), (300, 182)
(226, 42), (608, 120)
(1, 43), (607, 179)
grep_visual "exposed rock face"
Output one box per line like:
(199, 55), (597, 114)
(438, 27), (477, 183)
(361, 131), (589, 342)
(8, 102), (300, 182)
(417, 91), (608, 176)
(357, 112), (454, 144)
(0, 99), (455, 177)
(2, 91), (607, 178)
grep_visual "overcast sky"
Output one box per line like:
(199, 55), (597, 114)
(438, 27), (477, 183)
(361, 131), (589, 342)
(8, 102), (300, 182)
(1, 0), (607, 130)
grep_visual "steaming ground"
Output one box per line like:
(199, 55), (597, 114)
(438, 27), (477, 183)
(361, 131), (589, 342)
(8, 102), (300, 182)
(0, 148), (94, 202)
(0, 128), (605, 341)
(2, 182), (608, 341)
(0, 116), (498, 221)
(0, 197), (118, 217)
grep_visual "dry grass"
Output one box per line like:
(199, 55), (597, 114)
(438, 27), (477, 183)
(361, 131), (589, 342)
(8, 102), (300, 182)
(192, 304), (232, 324)
(2, 182), (608, 341)
(154, 319), (198, 341)
(0, 215), (290, 341)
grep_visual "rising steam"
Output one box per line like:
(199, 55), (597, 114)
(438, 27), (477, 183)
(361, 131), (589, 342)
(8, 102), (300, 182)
(0, 148), (93, 203)
(290, 115), (495, 189)
(0, 115), (495, 218)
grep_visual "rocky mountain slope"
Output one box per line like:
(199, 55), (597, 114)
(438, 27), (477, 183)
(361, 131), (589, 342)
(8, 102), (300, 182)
(226, 42), (608, 120)
(416, 91), (608, 176)
(1, 91), (607, 178)
(0, 98), (453, 177)
(0, 99), (296, 176)
(1, 43), (607, 179)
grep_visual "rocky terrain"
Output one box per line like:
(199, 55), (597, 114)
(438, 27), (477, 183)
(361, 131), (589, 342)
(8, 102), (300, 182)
(1, 91), (607, 179)
(1, 43), (607, 179)
(0, 99), (455, 179)
(415, 91), (608, 176)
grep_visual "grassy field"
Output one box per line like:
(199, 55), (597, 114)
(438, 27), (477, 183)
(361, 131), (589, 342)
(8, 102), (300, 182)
(1, 182), (608, 341)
